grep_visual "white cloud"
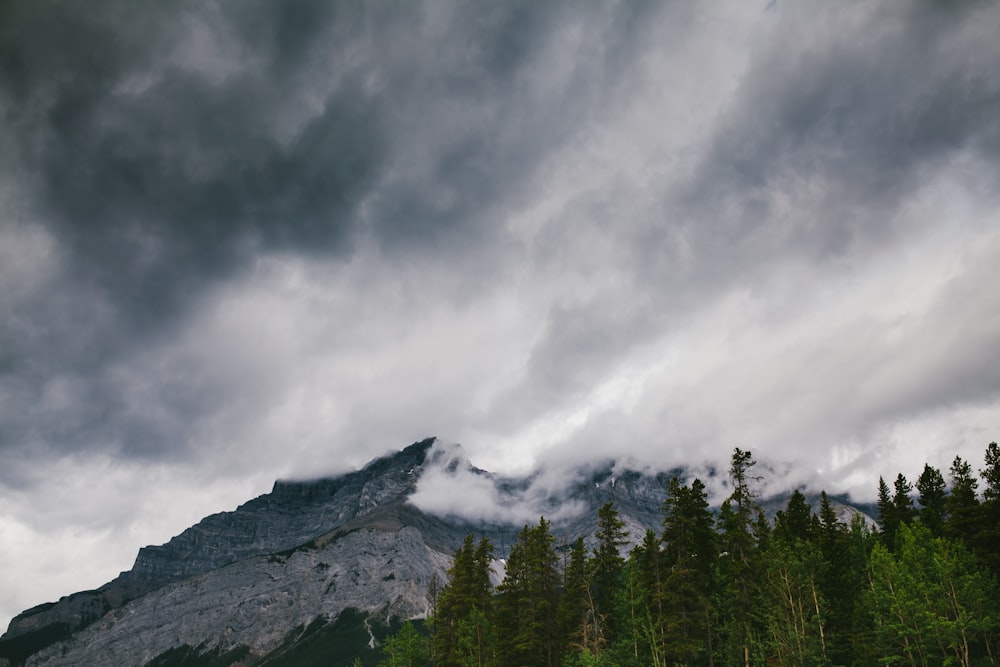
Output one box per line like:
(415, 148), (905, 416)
(408, 442), (586, 525)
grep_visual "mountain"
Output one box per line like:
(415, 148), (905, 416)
(0, 438), (875, 666)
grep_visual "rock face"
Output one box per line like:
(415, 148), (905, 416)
(0, 438), (440, 666)
(0, 438), (877, 666)
(26, 522), (451, 666)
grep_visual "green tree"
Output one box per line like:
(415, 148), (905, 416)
(879, 473), (917, 550)
(495, 518), (561, 667)
(760, 533), (830, 666)
(846, 515), (882, 665)
(916, 464), (947, 537)
(381, 621), (429, 667)
(630, 529), (665, 666)
(877, 476), (898, 548)
(893, 473), (917, 528)
(558, 537), (594, 657)
(607, 553), (652, 667)
(866, 522), (1000, 667)
(979, 442), (1000, 577)
(717, 447), (764, 667)
(814, 492), (856, 665)
(660, 476), (717, 666)
(590, 502), (628, 644)
(773, 489), (813, 544)
(981, 442), (1000, 503)
(433, 535), (495, 667)
(944, 456), (980, 545)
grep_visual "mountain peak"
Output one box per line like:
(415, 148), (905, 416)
(1, 438), (878, 667)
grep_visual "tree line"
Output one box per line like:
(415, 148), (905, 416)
(380, 442), (1000, 666)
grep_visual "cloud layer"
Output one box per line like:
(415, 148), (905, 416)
(3, 0), (1000, 631)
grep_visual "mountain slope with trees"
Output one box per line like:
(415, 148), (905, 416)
(414, 443), (1000, 667)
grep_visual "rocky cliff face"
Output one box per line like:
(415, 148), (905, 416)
(0, 438), (438, 666)
(0, 439), (877, 667)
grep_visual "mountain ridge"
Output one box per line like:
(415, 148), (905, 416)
(0, 438), (876, 666)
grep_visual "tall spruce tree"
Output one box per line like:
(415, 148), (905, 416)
(979, 442), (1000, 576)
(892, 473), (917, 527)
(945, 455), (980, 544)
(661, 476), (717, 666)
(876, 476), (897, 548)
(982, 442), (1000, 503)
(557, 537), (593, 657)
(773, 489), (812, 544)
(632, 529), (665, 666)
(916, 464), (947, 537)
(717, 447), (763, 667)
(815, 492), (854, 666)
(591, 502), (628, 645)
(495, 518), (561, 667)
(433, 535), (495, 667)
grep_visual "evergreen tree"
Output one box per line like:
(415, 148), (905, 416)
(892, 473), (917, 527)
(660, 477), (717, 666)
(916, 463), (947, 537)
(879, 473), (916, 550)
(558, 537), (593, 657)
(717, 447), (764, 667)
(944, 455), (980, 544)
(495, 518), (561, 667)
(876, 476), (897, 548)
(773, 489), (812, 544)
(814, 492), (855, 666)
(632, 529), (665, 666)
(979, 442), (1000, 577)
(846, 515), (882, 665)
(982, 442), (1000, 503)
(433, 535), (495, 667)
(590, 502), (628, 644)
(608, 553), (652, 667)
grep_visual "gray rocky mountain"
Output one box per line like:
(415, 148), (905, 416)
(0, 438), (875, 666)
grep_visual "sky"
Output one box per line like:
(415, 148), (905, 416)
(2, 0), (1000, 632)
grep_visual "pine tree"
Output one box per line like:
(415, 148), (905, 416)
(495, 518), (561, 667)
(660, 477), (717, 666)
(979, 442), (1000, 577)
(433, 535), (495, 667)
(717, 447), (764, 667)
(945, 456), (980, 544)
(632, 529), (665, 666)
(892, 473), (917, 527)
(590, 502), (628, 645)
(558, 537), (592, 655)
(609, 552), (652, 667)
(982, 442), (1000, 503)
(814, 492), (855, 665)
(916, 464), (947, 537)
(878, 473), (917, 550)
(773, 489), (812, 544)
(876, 476), (896, 548)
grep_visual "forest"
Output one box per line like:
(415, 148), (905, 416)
(380, 443), (1000, 667)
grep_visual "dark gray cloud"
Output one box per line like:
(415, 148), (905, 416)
(2, 0), (1000, 633)
(679, 2), (1000, 264)
(0, 0), (644, 465)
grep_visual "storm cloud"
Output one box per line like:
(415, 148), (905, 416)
(2, 0), (1000, 631)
